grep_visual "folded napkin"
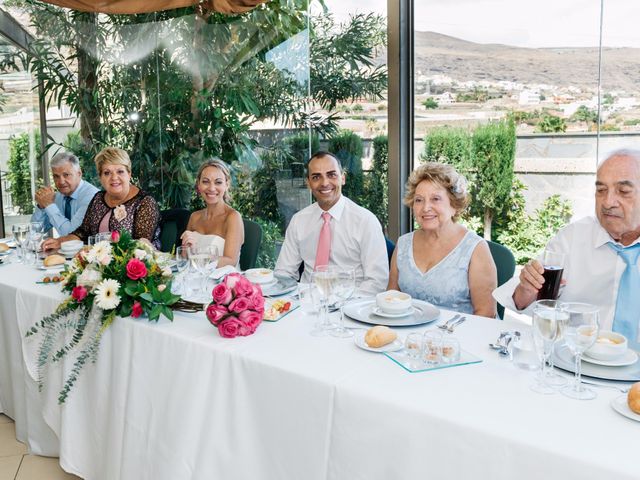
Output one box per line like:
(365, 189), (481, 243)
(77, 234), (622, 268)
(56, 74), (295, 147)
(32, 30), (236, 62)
(209, 265), (237, 280)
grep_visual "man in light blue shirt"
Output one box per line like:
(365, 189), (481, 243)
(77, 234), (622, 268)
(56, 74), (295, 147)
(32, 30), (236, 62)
(31, 152), (99, 236)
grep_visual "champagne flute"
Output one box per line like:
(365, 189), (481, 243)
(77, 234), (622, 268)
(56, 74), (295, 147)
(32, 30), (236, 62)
(530, 302), (565, 394)
(560, 303), (599, 400)
(298, 283), (320, 320)
(535, 299), (568, 388)
(330, 268), (356, 338)
(310, 265), (338, 336)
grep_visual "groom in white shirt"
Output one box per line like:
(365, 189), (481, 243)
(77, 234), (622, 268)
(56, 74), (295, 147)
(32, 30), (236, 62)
(275, 151), (389, 295)
(493, 149), (640, 347)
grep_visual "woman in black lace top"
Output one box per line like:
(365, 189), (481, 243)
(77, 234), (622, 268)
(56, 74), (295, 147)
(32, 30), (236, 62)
(43, 147), (161, 250)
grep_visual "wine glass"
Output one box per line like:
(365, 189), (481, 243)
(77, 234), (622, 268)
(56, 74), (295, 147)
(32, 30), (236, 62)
(330, 268), (356, 338)
(530, 302), (565, 394)
(11, 223), (29, 263)
(310, 265), (338, 336)
(172, 246), (190, 295)
(560, 302), (599, 400)
(188, 245), (219, 301)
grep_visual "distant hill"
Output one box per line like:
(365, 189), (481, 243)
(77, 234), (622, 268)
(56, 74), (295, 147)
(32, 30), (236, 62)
(414, 31), (640, 93)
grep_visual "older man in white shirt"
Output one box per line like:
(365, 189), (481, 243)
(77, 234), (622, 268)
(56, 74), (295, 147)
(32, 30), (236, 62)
(275, 151), (389, 295)
(494, 148), (640, 349)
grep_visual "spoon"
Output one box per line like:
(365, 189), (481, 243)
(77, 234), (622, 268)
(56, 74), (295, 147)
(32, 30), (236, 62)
(488, 343), (509, 355)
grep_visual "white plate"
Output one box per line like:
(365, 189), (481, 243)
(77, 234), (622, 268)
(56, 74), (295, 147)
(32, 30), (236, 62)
(610, 395), (640, 422)
(354, 330), (404, 353)
(553, 344), (640, 381)
(343, 298), (440, 327)
(38, 264), (65, 272)
(583, 349), (639, 367)
(371, 306), (416, 318)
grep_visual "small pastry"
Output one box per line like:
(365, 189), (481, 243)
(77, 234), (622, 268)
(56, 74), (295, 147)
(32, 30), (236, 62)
(0, 243), (9, 252)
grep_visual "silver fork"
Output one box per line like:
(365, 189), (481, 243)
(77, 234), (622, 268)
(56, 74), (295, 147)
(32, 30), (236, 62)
(437, 314), (461, 331)
(447, 316), (466, 333)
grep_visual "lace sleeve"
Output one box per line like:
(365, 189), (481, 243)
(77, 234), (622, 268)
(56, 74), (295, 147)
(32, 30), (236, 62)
(133, 194), (160, 241)
(71, 194), (99, 241)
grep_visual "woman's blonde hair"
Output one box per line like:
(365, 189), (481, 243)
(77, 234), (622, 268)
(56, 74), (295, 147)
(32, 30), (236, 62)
(403, 162), (470, 221)
(196, 158), (232, 203)
(94, 147), (131, 174)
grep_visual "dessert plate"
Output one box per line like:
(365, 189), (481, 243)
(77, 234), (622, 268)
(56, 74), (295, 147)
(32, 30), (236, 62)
(354, 330), (404, 353)
(610, 395), (640, 422)
(261, 275), (297, 297)
(343, 298), (440, 327)
(582, 349), (638, 367)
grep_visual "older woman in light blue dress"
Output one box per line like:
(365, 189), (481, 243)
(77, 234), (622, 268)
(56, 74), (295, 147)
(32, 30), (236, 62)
(388, 162), (497, 317)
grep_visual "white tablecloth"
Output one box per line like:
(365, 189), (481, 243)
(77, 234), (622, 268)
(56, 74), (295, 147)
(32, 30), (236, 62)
(0, 262), (638, 480)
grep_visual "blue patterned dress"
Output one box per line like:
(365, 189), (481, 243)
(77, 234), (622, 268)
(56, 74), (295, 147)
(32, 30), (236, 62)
(396, 230), (482, 314)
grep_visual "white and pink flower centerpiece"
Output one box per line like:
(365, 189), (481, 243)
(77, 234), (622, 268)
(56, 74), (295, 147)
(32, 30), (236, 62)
(27, 230), (180, 403)
(206, 273), (265, 338)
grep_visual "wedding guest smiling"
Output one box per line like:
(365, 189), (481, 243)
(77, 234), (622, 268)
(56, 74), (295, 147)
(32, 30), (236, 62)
(388, 162), (496, 317)
(275, 151), (388, 295)
(31, 152), (99, 236)
(180, 158), (244, 268)
(42, 147), (160, 249)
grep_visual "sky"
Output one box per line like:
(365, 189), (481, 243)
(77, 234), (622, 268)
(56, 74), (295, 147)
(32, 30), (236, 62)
(320, 0), (640, 48)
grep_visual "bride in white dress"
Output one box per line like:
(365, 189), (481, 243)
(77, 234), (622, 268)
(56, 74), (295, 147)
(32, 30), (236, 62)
(180, 159), (244, 268)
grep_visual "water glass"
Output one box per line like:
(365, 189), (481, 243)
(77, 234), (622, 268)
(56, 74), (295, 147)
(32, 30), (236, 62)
(511, 330), (540, 371)
(560, 303), (599, 400)
(172, 246), (190, 294)
(298, 283), (320, 318)
(12, 223), (29, 263)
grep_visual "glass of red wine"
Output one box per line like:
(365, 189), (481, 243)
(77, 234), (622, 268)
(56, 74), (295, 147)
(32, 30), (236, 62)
(537, 250), (565, 300)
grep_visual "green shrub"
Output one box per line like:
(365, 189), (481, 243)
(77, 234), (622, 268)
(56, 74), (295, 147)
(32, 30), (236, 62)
(361, 135), (388, 231)
(329, 130), (364, 203)
(7, 130), (41, 214)
(420, 127), (471, 171)
(283, 132), (320, 167)
(253, 217), (284, 269)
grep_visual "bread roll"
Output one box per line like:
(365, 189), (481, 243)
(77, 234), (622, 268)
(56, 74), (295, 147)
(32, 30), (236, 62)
(628, 382), (640, 414)
(43, 254), (66, 267)
(0, 243), (9, 252)
(364, 325), (397, 348)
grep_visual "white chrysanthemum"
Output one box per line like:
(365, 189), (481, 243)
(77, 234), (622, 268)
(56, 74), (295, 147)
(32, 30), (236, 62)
(68, 258), (81, 273)
(134, 248), (148, 260)
(76, 267), (102, 289)
(94, 279), (121, 310)
(162, 266), (172, 277)
(86, 241), (112, 264)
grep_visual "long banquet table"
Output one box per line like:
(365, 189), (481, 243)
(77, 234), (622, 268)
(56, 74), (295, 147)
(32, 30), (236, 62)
(0, 262), (638, 480)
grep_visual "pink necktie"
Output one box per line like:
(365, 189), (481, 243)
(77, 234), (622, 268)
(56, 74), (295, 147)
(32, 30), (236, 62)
(314, 212), (331, 269)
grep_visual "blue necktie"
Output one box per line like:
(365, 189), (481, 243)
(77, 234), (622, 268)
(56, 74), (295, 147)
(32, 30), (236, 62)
(64, 196), (72, 220)
(608, 242), (640, 348)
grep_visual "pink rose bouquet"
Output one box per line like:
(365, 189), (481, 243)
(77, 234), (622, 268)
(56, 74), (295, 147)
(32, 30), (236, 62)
(206, 273), (265, 338)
